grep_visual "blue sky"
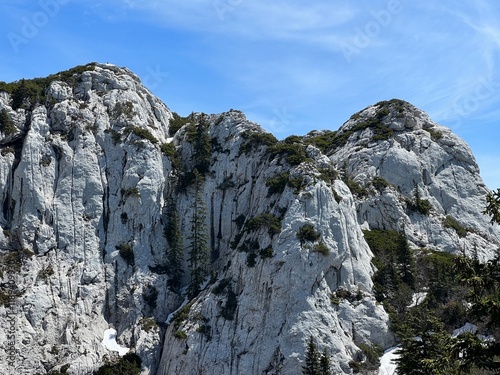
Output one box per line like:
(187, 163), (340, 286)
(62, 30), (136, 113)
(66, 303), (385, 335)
(1, 0), (499, 188)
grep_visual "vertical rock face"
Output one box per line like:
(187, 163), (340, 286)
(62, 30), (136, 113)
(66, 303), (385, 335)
(0, 66), (497, 374)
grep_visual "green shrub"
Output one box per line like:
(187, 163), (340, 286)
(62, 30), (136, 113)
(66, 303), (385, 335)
(113, 101), (134, 118)
(288, 176), (306, 194)
(94, 353), (141, 375)
(424, 127), (443, 140)
(259, 245), (274, 258)
(174, 330), (187, 339)
(38, 265), (54, 280)
(372, 176), (389, 191)
(124, 126), (158, 144)
(297, 224), (321, 244)
(0, 109), (16, 135)
(116, 243), (134, 266)
(266, 172), (289, 195)
(169, 112), (191, 136)
(160, 142), (181, 169)
(304, 130), (338, 154)
(269, 138), (309, 166)
(140, 317), (158, 333)
(122, 187), (140, 198)
(172, 302), (193, 330)
(443, 215), (468, 237)
(313, 241), (329, 255)
(246, 214), (281, 236)
(239, 131), (278, 155)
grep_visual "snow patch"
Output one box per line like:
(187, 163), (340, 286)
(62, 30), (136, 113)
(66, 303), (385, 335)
(452, 322), (477, 338)
(101, 328), (130, 356)
(378, 346), (399, 375)
(407, 292), (427, 308)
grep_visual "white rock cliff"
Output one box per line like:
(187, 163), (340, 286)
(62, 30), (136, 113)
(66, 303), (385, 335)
(0, 64), (497, 374)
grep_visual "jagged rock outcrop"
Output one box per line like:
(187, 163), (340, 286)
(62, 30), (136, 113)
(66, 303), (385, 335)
(0, 64), (497, 374)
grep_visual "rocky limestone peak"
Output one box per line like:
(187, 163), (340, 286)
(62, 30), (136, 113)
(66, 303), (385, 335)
(0, 65), (498, 375)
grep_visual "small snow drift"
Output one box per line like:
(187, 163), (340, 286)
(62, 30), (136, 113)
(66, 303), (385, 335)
(102, 328), (130, 356)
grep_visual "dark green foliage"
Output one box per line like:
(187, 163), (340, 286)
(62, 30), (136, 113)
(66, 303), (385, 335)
(408, 186), (432, 215)
(259, 245), (274, 258)
(443, 215), (468, 237)
(484, 188), (500, 224)
(0, 109), (16, 135)
(94, 353), (141, 375)
(124, 126), (158, 144)
(221, 287), (238, 320)
(38, 265), (54, 280)
(113, 101), (134, 118)
(172, 302), (194, 331)
(164, 200), (184, 290)
(161, 142), (181, 170)
(187, 172), (210, 298)
(424, 127), (444, 140)
(117, 243), (134, 266)
(121, 212), (128, 224)
(302, 336), (331, 375)
(140, 317), (158, 333)
(169, 112), (191, 136)
(174, 330), (187, 339)
(364, 229), (415, 311)
(313, 241), (329, 256)
(318, 167), (338, 184)
(396, 316), (457, 375)
(122, 187), (140, 198)
(239, 130), (278, 155)
(303, 336), (320, 375)
(246, 213), (281, 236)
(341, 166), (368, 198)
(266, 172), (289, 195)
(269, 137), (309, 165)
(288, 176), (306, 194)
(372, 176), (390, 191)
(297, 224), (321, 244)
(0, 64), (95, 110)
(187, 114), (211, 176)
(304, 130), (338, 154)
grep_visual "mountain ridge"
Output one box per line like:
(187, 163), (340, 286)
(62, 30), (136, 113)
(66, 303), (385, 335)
(0, 63), (497, 374)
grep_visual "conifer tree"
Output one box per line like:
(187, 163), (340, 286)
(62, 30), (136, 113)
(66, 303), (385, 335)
(302, 336), (320, 375)
(165, 199), (184, 291)
(319, 349), (332, 375)
(187, 171), (210, 298)
(189, 114), (211, 175)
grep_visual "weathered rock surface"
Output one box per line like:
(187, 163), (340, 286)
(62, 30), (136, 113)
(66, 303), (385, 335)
(0, 65), (497, 374)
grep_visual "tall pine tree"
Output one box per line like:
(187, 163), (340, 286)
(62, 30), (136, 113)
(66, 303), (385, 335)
(302, 336), (320, 375)
(165, 199), (184, 291)
(187, 171), (210, 298)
